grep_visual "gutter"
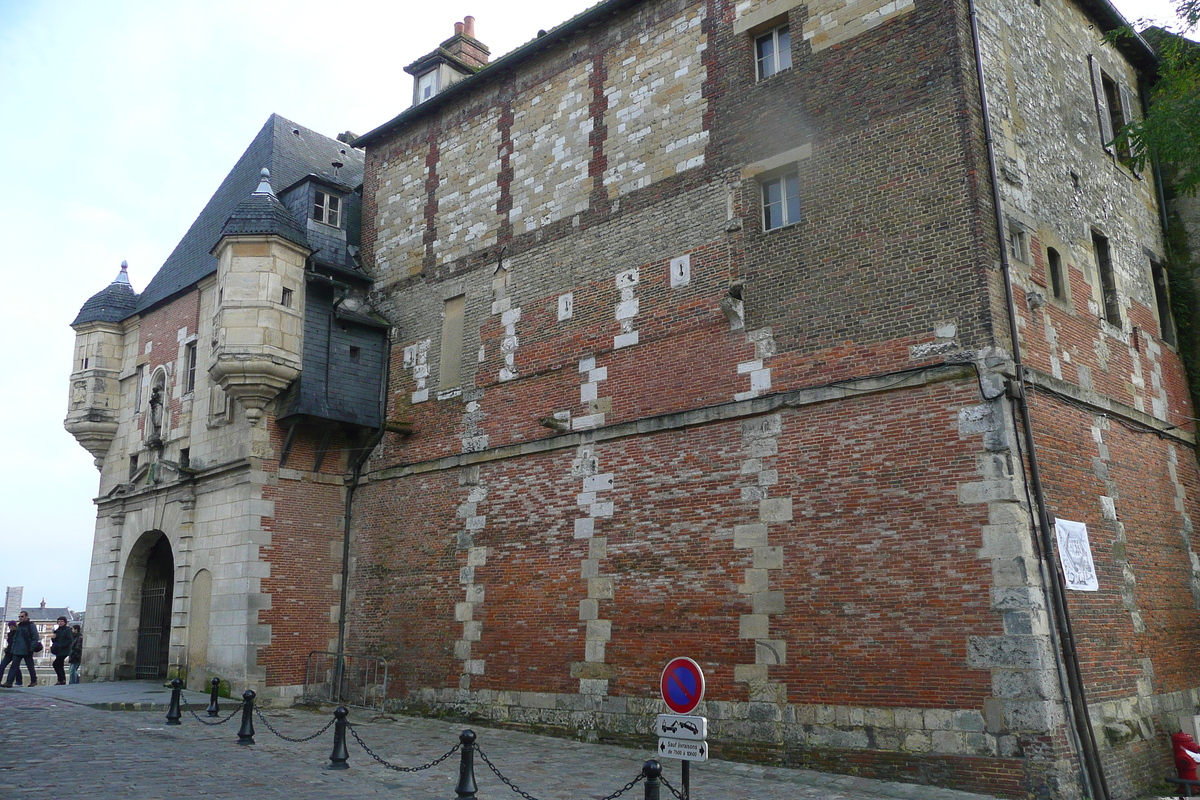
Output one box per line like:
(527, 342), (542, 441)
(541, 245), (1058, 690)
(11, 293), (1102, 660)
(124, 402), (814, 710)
(965, 0), (1110, 797)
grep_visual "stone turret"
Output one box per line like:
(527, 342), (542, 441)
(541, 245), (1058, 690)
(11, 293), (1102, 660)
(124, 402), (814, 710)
(208, 169), (310, 422)
(65, 262), (136, 467)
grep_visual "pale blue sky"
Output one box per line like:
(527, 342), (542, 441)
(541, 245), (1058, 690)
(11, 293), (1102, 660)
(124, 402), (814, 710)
(0, 0), (1187, 614)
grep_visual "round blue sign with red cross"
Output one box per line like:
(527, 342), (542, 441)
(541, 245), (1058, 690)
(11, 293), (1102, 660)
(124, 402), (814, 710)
(660, 657), (705, 715)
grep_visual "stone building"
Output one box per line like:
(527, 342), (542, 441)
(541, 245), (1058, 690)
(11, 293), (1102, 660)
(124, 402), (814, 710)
(341, 2), (1200, 800)
(64, 3), (1200, 799)
(65, 115), (387, 696)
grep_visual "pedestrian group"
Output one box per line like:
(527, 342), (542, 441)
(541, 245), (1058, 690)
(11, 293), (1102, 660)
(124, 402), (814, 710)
(2, 612), (79, 688)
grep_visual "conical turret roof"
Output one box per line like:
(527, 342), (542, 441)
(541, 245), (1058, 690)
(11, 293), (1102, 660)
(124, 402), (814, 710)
(72, 262), (138, 326)
(215, 168), (311, 251)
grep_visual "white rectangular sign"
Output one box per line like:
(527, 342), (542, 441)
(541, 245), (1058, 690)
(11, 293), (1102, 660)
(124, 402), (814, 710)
(1055, 518), (1099, 591)
(658, 737), (709, 762)
(655, 714), (707, 741)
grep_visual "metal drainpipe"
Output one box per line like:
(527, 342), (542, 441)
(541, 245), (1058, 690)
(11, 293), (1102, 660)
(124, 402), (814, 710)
(334, 333), (391, 700)
(965, 1), (1110, 797)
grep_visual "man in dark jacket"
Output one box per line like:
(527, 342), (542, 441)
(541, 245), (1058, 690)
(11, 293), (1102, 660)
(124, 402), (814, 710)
(50, 616), (73, 685)
(0, 621), (22, 687)
(2, 611), (38, 687)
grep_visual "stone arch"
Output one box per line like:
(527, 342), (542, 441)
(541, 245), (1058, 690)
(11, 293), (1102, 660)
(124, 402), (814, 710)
(115, 530), (175, 680)
(187, 569), (213, 690)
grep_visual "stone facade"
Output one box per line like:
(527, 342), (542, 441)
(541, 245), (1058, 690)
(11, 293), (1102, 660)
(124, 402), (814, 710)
(66, 117), (380, 699)
(345, 1), (1200, 798)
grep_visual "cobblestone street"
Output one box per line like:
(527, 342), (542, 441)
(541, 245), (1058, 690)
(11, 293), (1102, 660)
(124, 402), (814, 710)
(0, 684), (1007, 800)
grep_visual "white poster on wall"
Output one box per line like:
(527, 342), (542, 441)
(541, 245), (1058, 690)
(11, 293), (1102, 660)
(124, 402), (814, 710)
(1055, 518), (1099, 591)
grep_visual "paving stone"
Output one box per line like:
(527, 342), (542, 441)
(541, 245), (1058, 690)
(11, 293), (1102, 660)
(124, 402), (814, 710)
(1, 683), (1006, 800)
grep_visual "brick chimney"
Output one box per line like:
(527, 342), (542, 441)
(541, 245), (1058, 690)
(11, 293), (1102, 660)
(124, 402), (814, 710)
(443, 16), (489, 70)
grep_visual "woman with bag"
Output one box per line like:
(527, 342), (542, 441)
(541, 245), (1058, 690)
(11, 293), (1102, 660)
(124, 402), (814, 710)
(2, 611), (38, 687)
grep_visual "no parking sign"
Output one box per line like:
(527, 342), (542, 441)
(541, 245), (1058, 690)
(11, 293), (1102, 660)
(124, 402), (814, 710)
(660, 657), (705, 715)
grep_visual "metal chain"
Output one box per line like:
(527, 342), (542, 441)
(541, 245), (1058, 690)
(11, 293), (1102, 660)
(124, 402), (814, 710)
(252, 707), (336, 743)
(180, 695), (243, 726)
(475, 744), (645, 800)
(346, 724), (461, 772)
(660, 775), (688, 800)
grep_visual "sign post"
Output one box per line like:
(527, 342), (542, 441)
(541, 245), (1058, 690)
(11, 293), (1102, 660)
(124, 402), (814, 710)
(659, 658), (708, 797)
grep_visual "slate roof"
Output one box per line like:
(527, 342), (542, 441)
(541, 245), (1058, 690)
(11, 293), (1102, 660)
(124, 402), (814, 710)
(217, 173), (311, 251)
(22, 606), (77, 623)
(134, 114), (365, 314)
(72, 263), (138, 326)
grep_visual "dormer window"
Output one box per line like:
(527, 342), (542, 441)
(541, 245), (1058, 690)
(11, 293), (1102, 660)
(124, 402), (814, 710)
(417, 70), (438, 103)
(314, 190), (340, 227)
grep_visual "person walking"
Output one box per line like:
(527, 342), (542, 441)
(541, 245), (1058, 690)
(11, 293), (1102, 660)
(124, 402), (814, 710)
(3, 611), (38, 687)
(68, 625), (82, 684)
(0, 621), (23, 687)
(50, 616), (73, 685)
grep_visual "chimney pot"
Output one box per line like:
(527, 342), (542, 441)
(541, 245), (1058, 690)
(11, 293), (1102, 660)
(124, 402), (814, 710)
(464, 15), (475, 38)
(455, 21), (464, 36)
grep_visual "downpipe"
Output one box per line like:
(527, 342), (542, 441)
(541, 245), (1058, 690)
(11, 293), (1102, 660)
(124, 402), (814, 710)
(965, 0), (1110, 796)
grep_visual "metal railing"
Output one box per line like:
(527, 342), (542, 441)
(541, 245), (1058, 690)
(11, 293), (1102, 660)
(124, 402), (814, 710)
(302, 650), (388, 711)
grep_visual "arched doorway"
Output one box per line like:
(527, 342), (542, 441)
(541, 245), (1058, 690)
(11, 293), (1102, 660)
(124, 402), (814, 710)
(134, 535), (174, 678)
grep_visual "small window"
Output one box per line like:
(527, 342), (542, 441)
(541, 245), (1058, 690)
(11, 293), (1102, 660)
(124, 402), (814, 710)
(180, 448), (190, 469)
(417, 70), (438, 103)
(184, 342), (197, 394)
(761, 173), (801, 231)
(349, 346), (361, 362)
(313, 190), (341, 227)
(1092, 231), (1120, 326)
(1047, 247), (1065, 301)
(134, 365), (145, 412)
(129, 455), (139, 480)
(1007, 220), (1029, 263)
(281, 287), (294, 308)
(755, 25), (791, 80)
(1151, 260), (1176, 346)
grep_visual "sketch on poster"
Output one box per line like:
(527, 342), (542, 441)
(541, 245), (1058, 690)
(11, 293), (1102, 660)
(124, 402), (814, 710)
(1055, 518), (1098, 591)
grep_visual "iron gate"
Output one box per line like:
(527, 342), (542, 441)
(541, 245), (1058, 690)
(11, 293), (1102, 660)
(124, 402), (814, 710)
(135, 583), (169, 678)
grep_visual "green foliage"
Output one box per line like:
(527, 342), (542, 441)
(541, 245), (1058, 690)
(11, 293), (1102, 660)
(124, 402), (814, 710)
(1111, 4), (1200, 195)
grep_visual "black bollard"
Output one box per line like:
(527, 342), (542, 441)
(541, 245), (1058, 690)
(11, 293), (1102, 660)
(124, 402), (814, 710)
(206, 677), (221, 717)
(165, 678), (183, 725)
(643, 759), (662, 800)
(237, 689), (256, 745)
(454, 729), (478, 799)
(328, 706), (350, 770)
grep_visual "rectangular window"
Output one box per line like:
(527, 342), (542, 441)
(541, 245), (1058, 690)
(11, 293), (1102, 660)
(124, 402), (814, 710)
(184, 342), (197, 394)
(1047, 247), (1065, 301)
(1089, 56), (1136, 163)
(1007, 221), (1029, 263)
(129, 455), (139, 480)
(313, 190), (340, 227)
(1092, 231), (1120, 326)
(281, 287), (293, 308)
(762, 173), (800, 231)
(417, 70), (438, 103)
(755, 25), (791, 80)
(180, 448), (190, 469)
(134, 365), (145, 412)
(439, 295), (465, 390)
(1151, 260), (1176, 346)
